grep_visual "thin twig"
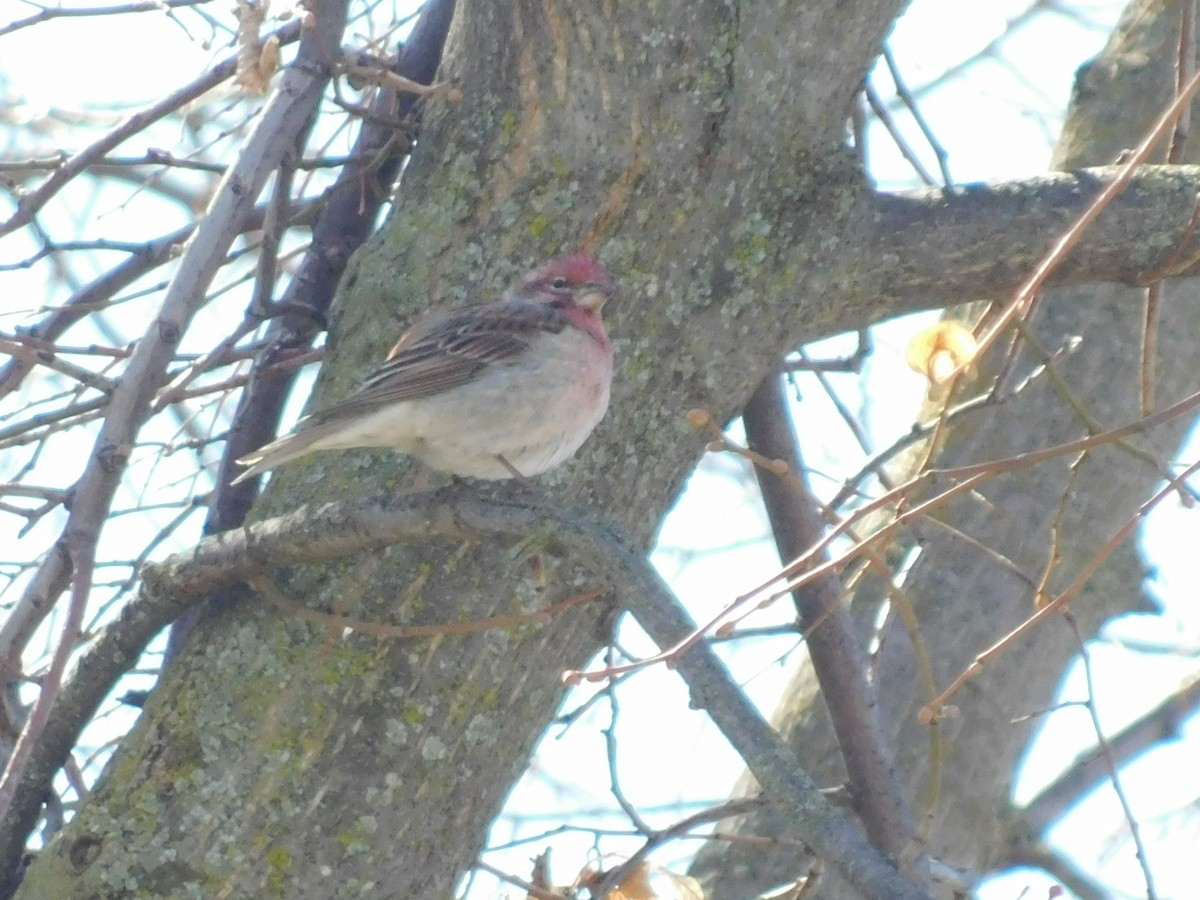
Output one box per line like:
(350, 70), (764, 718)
(971, 67), (1200, 371)
(594, 797), (767, 895)
(827, 334), (1079, 510)
(0, 21), (303, 237)
(472, 859), (562, 900)
(0, 0), (214, 38)
(602, 635), (653, 835)
(920, 455), (1200, 722)
(863, 83), (937, 187)
(1064, 612), (1159, 899)
(1020, 669), (1200, 834)
(881, 44), (952, 186)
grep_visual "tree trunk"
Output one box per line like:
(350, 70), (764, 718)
(15, 1), (912, 896)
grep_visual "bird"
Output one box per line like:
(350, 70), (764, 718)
(233, 254), (615, 484)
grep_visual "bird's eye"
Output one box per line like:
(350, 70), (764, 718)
(551, 277), (568, 289)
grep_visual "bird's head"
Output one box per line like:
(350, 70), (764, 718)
(521, 254), (614, 315)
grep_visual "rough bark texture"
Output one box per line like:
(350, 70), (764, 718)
(868, 166), (1200, 307)
(17, 1), (914, 897)
(692, 0), (1200, 896)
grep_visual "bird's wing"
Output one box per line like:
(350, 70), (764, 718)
(307, 300), (569, 424)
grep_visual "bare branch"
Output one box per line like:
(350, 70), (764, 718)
(1062, 613), (1159, 899)
(865, 165), (1200, 318)
(0, 0), (215, 39)
(0, 197), (314, 403)
(742, 373), (925, 881)
(594, 797), (768, 894)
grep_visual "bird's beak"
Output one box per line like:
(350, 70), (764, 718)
(577, 288), (610, 313)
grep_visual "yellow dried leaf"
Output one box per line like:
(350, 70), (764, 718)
(233, 1), (280, 94)
(258, 35), (281, 81)
(905, 321), (978, 385)
(235, 35), (281, 94)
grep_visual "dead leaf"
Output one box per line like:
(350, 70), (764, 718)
(905, 321), (978, 385)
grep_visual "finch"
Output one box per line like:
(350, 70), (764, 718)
(233, 254), (614, 483)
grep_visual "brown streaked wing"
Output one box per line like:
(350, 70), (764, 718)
(308, 300), (569, 424)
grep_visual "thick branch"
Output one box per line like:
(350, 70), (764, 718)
(866, 165), (1200, 316)
(1, 491), (928, 900)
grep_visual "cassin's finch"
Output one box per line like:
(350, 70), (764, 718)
(234, 254), (614, 483)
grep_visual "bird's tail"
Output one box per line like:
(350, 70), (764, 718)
(232, 427), (329, 485)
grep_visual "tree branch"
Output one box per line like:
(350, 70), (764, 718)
(866, 165), (1200, 316)
(0, 200), (314, 402)
(0, 20), (303, 238)
(742, 373), (925, 883)
(0, 490), (929, 900)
